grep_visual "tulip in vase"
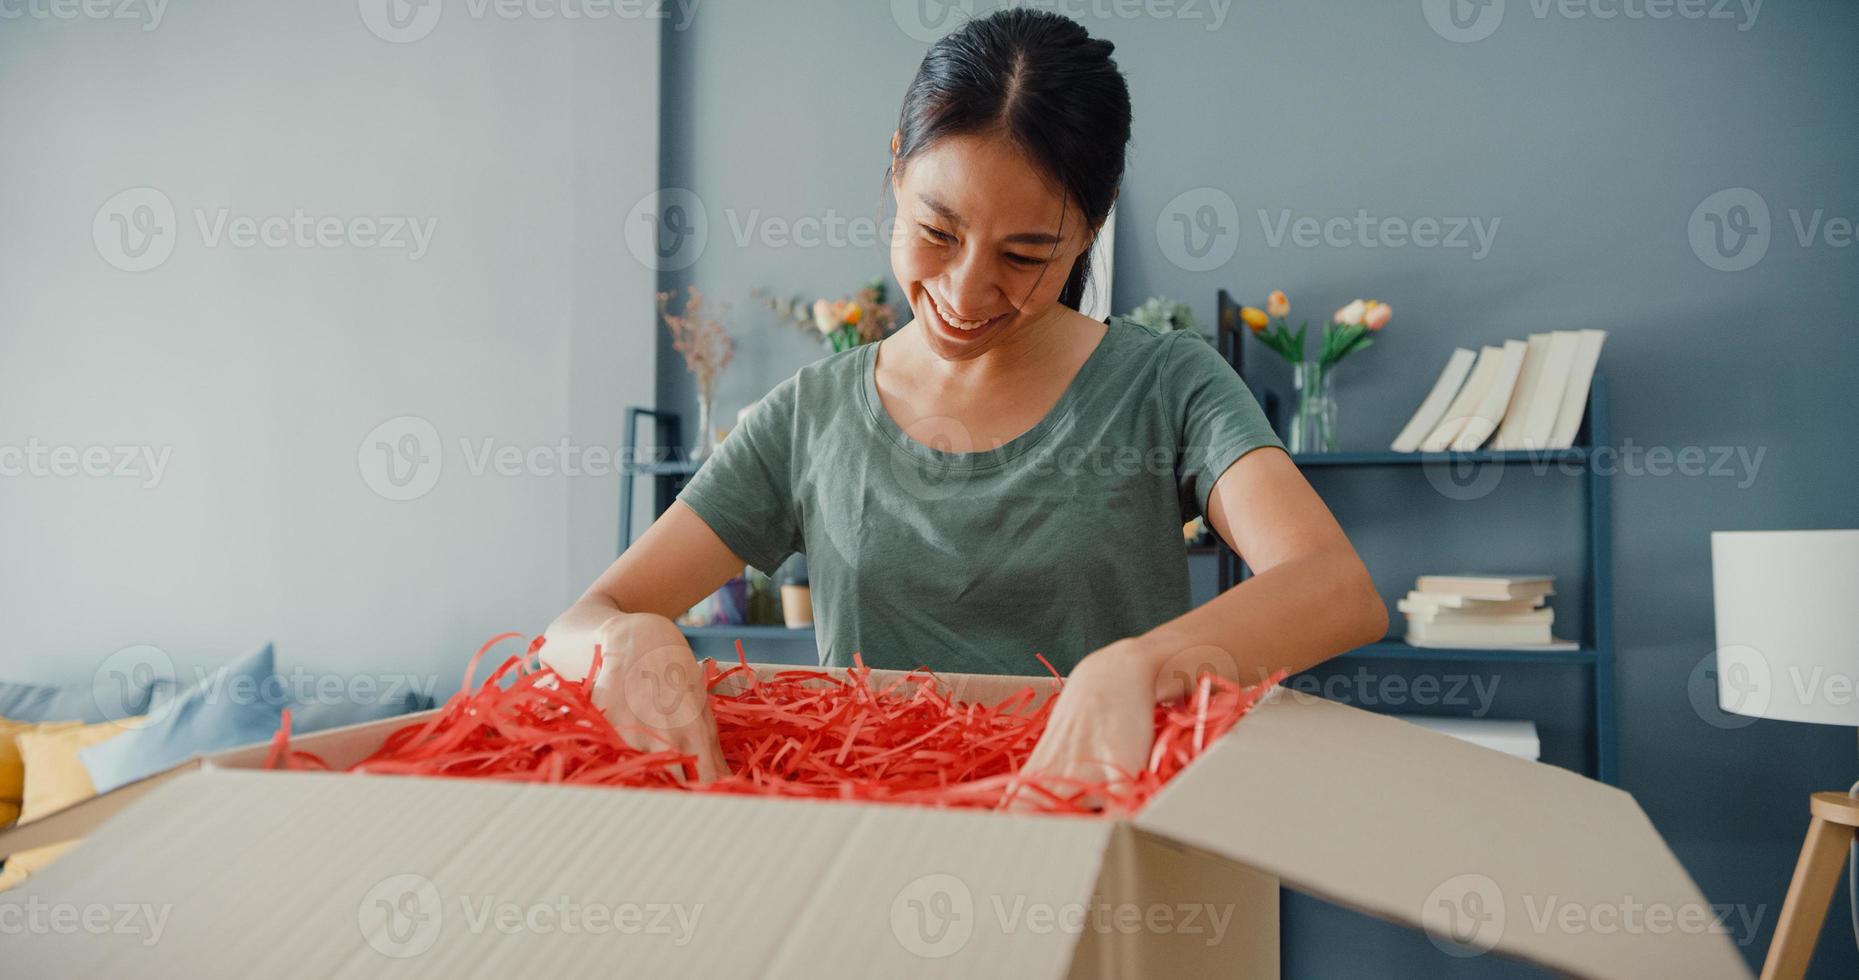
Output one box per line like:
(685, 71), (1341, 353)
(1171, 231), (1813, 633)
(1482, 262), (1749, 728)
(1237, 291), (1390, 454)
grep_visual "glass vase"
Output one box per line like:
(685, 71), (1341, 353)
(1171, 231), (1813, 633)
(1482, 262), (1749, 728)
(691, 392), (717, 462)
(1288, 360), (1336, 454)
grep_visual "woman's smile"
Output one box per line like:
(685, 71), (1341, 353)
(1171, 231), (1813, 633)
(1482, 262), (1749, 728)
(920, 287), (1014, 344)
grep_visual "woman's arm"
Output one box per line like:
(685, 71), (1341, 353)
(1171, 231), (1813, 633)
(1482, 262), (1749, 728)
(1134, 445), (1386, 697)
(1019, 447), (1385, 800)
(539, 501), (749, 782)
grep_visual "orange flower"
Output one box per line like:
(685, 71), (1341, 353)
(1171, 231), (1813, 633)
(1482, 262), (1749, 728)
(1266, 290), (1289, 319)
(1362, 300), (1391, 331)
(1239, 306), (1269, 332)
(844, 303), (863, 326)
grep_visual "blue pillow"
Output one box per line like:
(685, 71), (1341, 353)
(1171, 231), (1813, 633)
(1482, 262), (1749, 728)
(79, 644), (283, 794)
(0, 665), (170, 725)
(289, 688), (433, 734)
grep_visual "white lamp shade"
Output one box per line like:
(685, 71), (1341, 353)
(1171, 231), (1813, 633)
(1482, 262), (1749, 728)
(1711, 530), (1859, 727)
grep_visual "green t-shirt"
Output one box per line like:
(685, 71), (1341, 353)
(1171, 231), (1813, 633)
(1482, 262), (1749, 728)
(677, 316), (1283, 677)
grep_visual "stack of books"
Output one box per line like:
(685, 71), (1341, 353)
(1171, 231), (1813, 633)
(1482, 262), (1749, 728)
(1390, 329), (1606, 453)
(1400, 574), (1575, 650)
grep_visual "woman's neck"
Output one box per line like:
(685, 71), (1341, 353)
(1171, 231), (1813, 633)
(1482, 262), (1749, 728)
(894, 304), (1086, 391)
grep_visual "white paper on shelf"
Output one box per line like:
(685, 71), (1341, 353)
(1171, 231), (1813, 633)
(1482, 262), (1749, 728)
(1491, 334), (1551, 451)
(1515, 331), (1581, 450)
(1402, 635), (1582, 652)
(1451, 339), (1528, 452)
(1391, 348), (1478, 453)
(1546, 329), (1607, 449)
(1419, 346), (1502, 452)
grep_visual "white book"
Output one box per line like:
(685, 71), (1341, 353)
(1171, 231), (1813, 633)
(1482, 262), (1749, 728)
(1394, 716), (1541, 761)
(1399, 591), (1547, 613)
(1419, 346), (1502, 452)
(1404, 634), (1580, 652)
(1512, 331), (1581, 450)
(1401, 603), (1555, 626)
(1414, 574), (1554, 600)
(1405, 618), (1558, 647)
(1545, 329), (1607, 450)
(1450, 339), (1528, 452)
(1492, 334), (1550, 450)
(1391, 348), (1477, 453)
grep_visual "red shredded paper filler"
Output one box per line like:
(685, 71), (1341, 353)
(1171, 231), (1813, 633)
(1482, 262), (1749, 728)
(264, 634), (1285, 815)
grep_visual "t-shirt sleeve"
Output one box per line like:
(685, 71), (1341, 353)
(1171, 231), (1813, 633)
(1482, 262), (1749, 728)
(1164, 330), (1285, 521)
(674, 375), (804, 576)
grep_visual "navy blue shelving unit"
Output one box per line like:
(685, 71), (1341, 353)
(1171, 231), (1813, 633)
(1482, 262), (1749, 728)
(1213, 290), (1616, 784)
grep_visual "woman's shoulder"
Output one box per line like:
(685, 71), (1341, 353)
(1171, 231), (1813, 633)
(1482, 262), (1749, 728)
(1099, 314), (1218, 372)
(741, 343), (869, 427)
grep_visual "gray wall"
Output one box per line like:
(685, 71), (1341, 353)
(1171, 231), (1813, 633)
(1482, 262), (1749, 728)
(658, 1), (1859, 976)
(0, 4), (661, 694)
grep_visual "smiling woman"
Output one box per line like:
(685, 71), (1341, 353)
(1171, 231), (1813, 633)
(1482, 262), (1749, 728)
(541, 8), (1385, 797)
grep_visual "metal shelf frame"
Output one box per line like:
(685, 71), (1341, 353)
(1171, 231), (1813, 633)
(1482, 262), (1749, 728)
(1213, 289), (1616, 784)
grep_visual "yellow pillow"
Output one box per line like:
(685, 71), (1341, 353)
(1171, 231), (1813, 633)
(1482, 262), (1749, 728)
(0, 716), (84, 805)
(0, 716), (142, 892)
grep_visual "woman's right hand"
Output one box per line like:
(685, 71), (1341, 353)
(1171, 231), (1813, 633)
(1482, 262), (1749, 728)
(547, 611), (729, 783)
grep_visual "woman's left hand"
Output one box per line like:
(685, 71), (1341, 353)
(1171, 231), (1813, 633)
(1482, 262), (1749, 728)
(1013, 642), (1157, 811)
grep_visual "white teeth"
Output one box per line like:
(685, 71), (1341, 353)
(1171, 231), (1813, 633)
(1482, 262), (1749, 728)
(932, 298), (996, 331)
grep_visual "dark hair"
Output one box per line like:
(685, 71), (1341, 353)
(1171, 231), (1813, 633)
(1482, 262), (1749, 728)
(890, 9), (1132, 312)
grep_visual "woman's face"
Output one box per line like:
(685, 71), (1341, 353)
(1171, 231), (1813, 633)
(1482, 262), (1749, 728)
(890, 132), (1096, 361)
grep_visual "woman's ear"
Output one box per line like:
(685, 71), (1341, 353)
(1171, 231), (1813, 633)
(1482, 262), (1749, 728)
(1085, 193), (1119, 249)
(1093, 190), (1120, 238)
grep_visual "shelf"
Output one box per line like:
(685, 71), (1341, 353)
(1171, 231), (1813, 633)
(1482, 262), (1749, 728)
(1342, 640), (1597, 665)
(1291, 448), (1590, 468)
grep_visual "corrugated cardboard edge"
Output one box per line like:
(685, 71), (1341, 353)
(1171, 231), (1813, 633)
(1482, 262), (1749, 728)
(1066, 822), (1280, 979)
(1132, 693), (1751, 980)
(0, 662), (1061, 861)
(0, 759), (200, 858)
(12, 767), (1121, 979)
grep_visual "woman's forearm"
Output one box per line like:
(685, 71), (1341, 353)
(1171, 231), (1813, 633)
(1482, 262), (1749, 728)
(1127, 544), (1387, 702)
(538, 594), (627, 682)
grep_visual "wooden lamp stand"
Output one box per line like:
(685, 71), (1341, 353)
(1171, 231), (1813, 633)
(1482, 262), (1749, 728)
(1762, 791), (1859, 980)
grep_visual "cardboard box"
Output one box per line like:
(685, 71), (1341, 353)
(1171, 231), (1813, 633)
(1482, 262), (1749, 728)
(0, 664), (1749, 978)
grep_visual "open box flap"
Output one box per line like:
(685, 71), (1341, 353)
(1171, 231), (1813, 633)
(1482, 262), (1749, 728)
(1132, 693), (1751, 980)
(8, 768), (1117, 979)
